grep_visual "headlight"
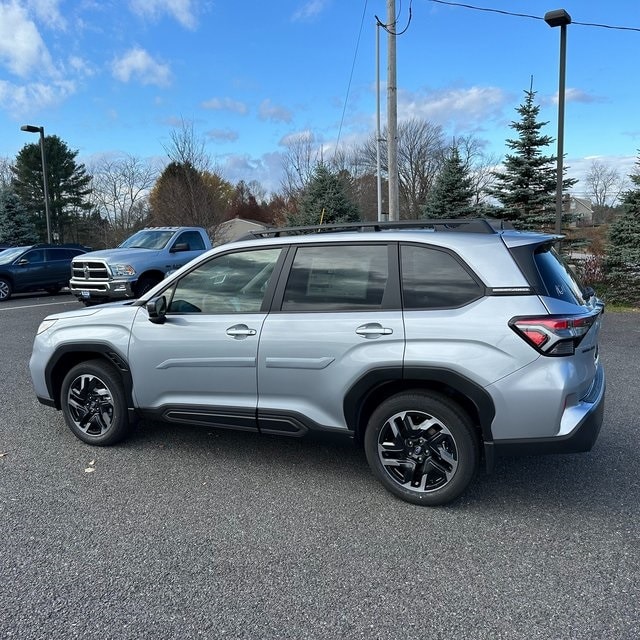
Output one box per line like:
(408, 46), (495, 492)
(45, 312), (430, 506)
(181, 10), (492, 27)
(111, 264), (136, 277)
(36, 319), (57, 335)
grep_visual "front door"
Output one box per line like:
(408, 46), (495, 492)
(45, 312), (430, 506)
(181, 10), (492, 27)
(128, 246), (283, 431)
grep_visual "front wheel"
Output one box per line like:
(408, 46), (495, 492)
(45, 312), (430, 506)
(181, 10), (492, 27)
(364, 391), (479, 506)
(134, 276), (160, 298)
(60, 359), (132, 445)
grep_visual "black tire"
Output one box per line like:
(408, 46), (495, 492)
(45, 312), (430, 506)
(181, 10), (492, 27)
(60, 359), (132, 446)
(45, 286), (61, 295)
(134, 276), (159, 298)
(364, 391), (479, 506)
(0, 278), (12, 302)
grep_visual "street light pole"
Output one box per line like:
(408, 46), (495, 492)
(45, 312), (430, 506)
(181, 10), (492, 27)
(544, 9), (571, 235)
(20, 124), (52, 244)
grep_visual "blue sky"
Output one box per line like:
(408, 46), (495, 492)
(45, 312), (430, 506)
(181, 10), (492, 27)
(1, 0), (638, 195)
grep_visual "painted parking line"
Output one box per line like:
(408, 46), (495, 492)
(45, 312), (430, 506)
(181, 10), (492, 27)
(0, 300), (79, 312)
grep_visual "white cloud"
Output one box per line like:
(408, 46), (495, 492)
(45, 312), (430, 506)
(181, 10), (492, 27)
(215, 151), (284, 195)
(279, 129), (315, 147)
(130, 0), (199, 29)
(259, 99), (293, 123)
(112, 47), (172, 87)
(206, 128), (239, 142)
(0, 78), (75, 116)
(28, 0), (66, 30)
(292, 0), (330, 22)
(0, 1), (56, 78)
(67, 55), (95, 78)
(548, 87), (605, 106)
(400, 86), (508, 127)
(201, 97), (248, 114)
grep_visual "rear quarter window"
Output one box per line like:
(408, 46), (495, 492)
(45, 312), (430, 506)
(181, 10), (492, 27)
(401, 244), (483, 309)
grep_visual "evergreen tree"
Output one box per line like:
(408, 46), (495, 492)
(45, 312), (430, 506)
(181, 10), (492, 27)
(287, 163), (360, 226)
(422, 145), (475, 218)
(605, 153), (640, 306)
(0, 187), (38, 245)
(487, 88), (576, 231)
(11, 135), (92, 243)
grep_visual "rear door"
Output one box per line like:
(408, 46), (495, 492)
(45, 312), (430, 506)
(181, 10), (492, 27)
(257, 242), (404, 434)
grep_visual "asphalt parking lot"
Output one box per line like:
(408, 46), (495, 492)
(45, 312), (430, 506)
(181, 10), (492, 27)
(1, 292), (638, 639)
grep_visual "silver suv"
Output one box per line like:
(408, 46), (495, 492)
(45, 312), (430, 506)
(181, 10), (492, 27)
(29, 220), (606, 505)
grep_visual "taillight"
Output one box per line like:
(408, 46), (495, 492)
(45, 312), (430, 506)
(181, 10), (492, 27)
(509, 313), (598, 356)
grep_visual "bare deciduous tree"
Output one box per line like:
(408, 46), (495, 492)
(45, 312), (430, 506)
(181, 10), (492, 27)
(585, 160), (628, 208)
(280, 131), (321, 200)
(359, 118), (447, 218)
(88, 154), (158, 244)
(454, 135), (500, 206)
(150, 119), (232, 232)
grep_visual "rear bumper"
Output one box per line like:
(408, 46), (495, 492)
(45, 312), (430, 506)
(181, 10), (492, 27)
(490, 363), (606, 458)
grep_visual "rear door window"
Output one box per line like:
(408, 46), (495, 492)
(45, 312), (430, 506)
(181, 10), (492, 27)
(281, 244), (389, 311)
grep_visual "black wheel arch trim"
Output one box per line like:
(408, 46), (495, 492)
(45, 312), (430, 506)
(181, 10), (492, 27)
(44, 342), (134, 410)
(344, 366), (495, 444)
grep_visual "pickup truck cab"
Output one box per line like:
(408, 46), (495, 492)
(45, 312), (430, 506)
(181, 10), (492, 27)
(69, 227), (212, 304)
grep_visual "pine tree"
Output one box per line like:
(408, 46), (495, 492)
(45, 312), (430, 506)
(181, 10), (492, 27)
(422, 146), (475, 219)
(605, 153), (640, 306)
(0, 187), (38, 245)
(11, 135), (92, 243)
(287, 164), (360, 226)
(488, 88), (575, 231)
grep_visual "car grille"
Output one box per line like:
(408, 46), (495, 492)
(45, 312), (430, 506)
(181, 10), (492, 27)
(71, 260), (109, 281)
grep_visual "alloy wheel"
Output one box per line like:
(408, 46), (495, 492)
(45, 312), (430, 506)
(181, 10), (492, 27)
(377, 409), (459, 493)
(66, 373), (116, 437)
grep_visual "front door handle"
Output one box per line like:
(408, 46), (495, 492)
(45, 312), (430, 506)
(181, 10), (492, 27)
(226, 324), (257, 338)
(356, 323), (393, 338)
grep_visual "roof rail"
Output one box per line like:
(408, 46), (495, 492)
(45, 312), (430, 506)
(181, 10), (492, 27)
(243, 218), (513, 239)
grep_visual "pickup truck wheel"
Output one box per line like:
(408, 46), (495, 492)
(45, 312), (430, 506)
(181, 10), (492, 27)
(364, 391), (479, 506)
(134, 276), (159, 298)
(60, 360), (132, 446)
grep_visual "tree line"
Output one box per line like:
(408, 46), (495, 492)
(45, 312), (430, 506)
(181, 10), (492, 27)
(0, 89), (638, 305)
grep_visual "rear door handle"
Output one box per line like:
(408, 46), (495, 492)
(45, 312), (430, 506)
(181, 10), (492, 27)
(226, 324), (257, 338)
(356, 323), (393, 338)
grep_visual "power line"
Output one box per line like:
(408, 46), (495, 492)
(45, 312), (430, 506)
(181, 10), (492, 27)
(428, 0), (640, 33)
(335, 0), (368, 156)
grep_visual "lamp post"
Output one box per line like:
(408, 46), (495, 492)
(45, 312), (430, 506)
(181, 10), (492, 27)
(544, 8), (571, 235)
(20, 124), (52, 244)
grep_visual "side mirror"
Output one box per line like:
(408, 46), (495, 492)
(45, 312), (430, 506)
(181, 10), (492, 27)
(170, 242), (189, 253)
(146, 295), (167, 324)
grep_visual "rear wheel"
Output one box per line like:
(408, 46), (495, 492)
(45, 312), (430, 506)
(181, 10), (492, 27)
(0, 278), (12, 301)
(364, 391), (479, 506)
(60, 359), (132, 445)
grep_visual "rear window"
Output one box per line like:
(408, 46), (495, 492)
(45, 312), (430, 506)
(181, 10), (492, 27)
(534, 247), (585, 305)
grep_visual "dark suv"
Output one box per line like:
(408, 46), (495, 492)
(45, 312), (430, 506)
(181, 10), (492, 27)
(30, 220), (605, 505)
(0, 244), (88, 301)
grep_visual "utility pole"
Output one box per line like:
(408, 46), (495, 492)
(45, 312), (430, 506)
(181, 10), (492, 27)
(387, 0), (400, 221)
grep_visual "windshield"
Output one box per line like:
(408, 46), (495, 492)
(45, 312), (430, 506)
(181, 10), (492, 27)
(119, 230), (175, 250)
(0, 247), (29, 264)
